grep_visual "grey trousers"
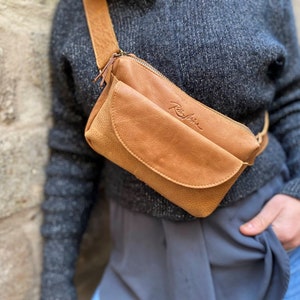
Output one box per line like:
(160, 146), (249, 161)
(94, 166), (291, 300)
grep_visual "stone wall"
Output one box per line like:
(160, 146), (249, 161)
(295, 1), (300, 33)
(0, 1), (57, 300)
(0, 1), (299, 300)
(0, 1), (110, 299)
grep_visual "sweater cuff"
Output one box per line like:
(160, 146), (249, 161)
(280, 178), (300, 200)
(41, 238), (80, 300)
(41, 272), (77, 300)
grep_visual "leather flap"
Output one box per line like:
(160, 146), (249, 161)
(112, 56), (261, 163)
(110, 80), (244, 188)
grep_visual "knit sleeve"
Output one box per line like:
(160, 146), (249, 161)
(40, 3), (104, 300)
(269, 1), (300, 200)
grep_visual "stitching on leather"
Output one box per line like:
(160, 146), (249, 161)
(122, 56), (260, 140)
(110, 80), (244, 189)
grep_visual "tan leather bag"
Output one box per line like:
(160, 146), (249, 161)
(83, 0), (269, 217)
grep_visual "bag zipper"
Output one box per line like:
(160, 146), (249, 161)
(94, 50), (168, 86)
(93, 50), (266, 143)
(123, 52), (169, 80)
(93, 51), (124, 86)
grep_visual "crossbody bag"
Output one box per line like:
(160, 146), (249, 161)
(83, 0), (269, 217)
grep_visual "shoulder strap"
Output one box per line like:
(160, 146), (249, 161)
(82, 0), (119, 70)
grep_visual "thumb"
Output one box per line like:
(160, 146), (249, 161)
(240, 197), (281, 236)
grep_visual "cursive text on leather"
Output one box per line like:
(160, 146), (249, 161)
(169, 101), (203, 131)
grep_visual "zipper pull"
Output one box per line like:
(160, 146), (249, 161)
(93, 51), (124, 87)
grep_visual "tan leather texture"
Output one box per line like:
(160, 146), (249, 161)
(85, 54), (269, 217)
(82, 0), (119, 70)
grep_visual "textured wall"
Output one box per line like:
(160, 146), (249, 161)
(0, 1), (299, 300)
(0, 1), (57, 300)
(0, 1), (108, 299)
(295, 1), (300, 32)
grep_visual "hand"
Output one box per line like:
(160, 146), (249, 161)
(240, 194), (300, 250)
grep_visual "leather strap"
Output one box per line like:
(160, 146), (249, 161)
(82, 0), (119, 70)
(255, 111), (269, 154)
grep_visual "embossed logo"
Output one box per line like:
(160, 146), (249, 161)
(169, 101), (203, 131)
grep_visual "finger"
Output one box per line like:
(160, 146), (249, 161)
(240, 197), (282, 236)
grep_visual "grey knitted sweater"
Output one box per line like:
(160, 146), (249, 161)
(41, 0), (300, 299)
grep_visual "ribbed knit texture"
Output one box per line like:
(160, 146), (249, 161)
(41, 0), (300, 299)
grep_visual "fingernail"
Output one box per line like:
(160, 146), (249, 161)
(243, 222), (253, 229)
